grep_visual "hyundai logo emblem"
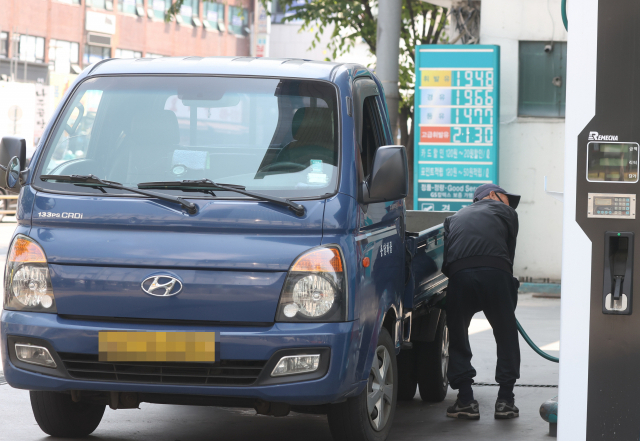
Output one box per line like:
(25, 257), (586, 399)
(141, 275), (183, 297)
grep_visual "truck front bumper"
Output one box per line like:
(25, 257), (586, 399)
(1, 311), (363, 406)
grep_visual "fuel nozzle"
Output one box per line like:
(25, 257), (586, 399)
(603, 232), (633, 314)
(613, 275), (624, 302)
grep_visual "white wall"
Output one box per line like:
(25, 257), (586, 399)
(269, 23), (373, 65)
(481, 0), (568, 280)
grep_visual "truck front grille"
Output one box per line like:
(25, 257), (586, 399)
(58, 352), (266, 386)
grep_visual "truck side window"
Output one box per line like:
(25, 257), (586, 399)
(360, 96), (384, 179)
(44, 90), (104, 174)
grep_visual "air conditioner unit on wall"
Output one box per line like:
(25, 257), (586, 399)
(87, 33), (112, 48)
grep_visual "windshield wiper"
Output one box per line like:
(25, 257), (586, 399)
(137, 179), (305, 216)
(40, 174), (198, 215)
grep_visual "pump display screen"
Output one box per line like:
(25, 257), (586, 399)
(595, 198), (612, 206)
(587, 142), (639, 182)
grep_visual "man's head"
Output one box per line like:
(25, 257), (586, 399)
(473, 184), (521, 209)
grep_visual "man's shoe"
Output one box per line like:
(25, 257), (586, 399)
(495, 399), (519, 419)
(446, 399), (480, 420)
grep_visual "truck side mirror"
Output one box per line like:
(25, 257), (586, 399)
(360, 145), (408, 204)
(0, 137), (27, 193)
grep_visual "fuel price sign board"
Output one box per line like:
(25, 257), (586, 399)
(413, 45), (500, 211)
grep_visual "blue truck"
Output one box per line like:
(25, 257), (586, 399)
(0, 57), (449, 441)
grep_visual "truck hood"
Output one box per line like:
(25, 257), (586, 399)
(31, 193), (325, 271)
(28, 193), (325, 323)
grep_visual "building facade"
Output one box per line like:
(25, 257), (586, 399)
(0, 0), (253, 83)
(268, 0), (372, 65)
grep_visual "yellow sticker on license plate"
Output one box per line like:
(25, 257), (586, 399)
(98, 332), (217, 362)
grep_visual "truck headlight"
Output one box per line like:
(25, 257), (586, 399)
(276, 246), (346, 322)
(4, 235), (57, 313)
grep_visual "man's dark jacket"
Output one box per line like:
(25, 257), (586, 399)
(442, 199), (519, 277)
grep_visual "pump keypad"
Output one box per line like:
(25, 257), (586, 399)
(588, 193), (636, 219)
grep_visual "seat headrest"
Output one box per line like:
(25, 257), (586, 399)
(131, 110), (180, 146)
(291, 107), (334, 145)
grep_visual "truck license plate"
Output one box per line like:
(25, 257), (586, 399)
(98, 332), (217, 362)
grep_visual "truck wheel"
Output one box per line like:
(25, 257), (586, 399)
(396, 348), (417, 401)
(30, 391), (105, 437)
(417, 312), (449, 402)
(327, 327), (398, 441)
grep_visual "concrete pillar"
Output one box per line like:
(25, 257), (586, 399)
(376, 0), (402, 139)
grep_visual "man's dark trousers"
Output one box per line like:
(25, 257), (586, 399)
(445, 267), (520, 402)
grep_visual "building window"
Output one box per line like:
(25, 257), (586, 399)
(87, 0), (114, 10)
(177, 0), (200, 25)
(49, 39), (80, 74)
(203, 2), (225, 31)
(228, 6), (248, 35)
(115, 48), (142, 58)
(145, 52), (165, 58)
(150, 0), (172, 20)
(0, 32), (8, 58)
(118, 0), (144, 15)
(518, 41), (567, 118)
(17, 35), (45, 63)
(84, 45), (111, 65)
(271, 0), (306, 24)
(54, 0), (81, 5)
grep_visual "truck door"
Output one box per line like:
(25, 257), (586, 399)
(353, 79), (405, 351)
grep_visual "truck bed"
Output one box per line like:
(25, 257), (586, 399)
(404, 211), (453, 310)
(405, 211), (452, 237)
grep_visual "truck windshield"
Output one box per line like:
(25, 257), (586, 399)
(36, 76), (340, 199)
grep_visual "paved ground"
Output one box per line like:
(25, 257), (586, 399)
(0, 217), (560, 441)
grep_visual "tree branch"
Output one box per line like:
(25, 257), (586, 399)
(406, 0), (418, 48)
(433, 8), (448, 43)
(425, 8), (436, 43)
(421, 9), (428, 44)
(359, 0), (375, 22)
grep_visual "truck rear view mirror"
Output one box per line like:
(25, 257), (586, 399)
(360, 145), (408, 204)
(181, 93), (242, 108)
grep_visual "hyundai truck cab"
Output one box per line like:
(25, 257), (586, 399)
(1, 57), (449, 441)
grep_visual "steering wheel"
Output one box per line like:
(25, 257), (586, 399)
(259, 162), (308, 174)
(48, 158), (96, 176)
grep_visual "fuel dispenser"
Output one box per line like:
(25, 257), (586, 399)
(559, 0), (640, 438)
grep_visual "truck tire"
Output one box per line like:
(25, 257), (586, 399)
(417, 312), (449, 402)
(396, 348), (417, 401)
(327, 327), (398, 441)
(30, 391), (105, 438)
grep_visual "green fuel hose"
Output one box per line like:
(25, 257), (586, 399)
(561, 0), (568, 31)
(435, 297), (559, 363)
(516, 319), (559, 363)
